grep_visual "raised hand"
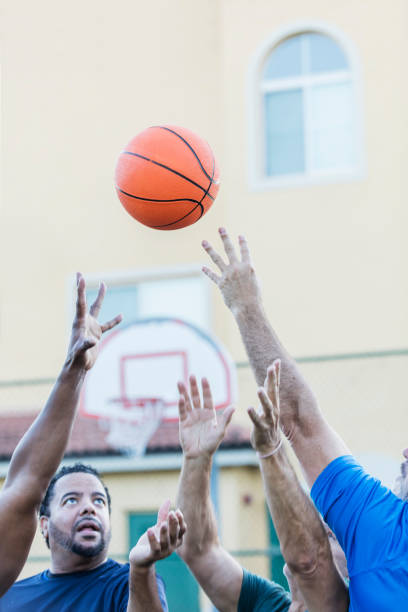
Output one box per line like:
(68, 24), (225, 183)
(247, 359), (283, 456)
(202, 227), (262, 313)
(66, 273), (122, 371)
(178, 376), (235, 459)
(129, 500), (186, 568)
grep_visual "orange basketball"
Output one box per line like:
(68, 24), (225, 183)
(114, 125), (220, 230)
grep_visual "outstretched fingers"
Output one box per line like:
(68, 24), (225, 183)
(247, 406), (262, 428)
(89, 281), (106, 318)
(266, 359), (281, 412)
(202, 265), (221, 284)
(101, 313), (123, 334)
(201, 377), (215, 413)
(189, 375), (202, 411)
(202, 239), (227, 272)
(175, 509), (187, 540)
(147, 528), (161, 556)
(75, 273), (87, 320)
(238, 234), (252, 264)
(221, 405), (235, 430)
(167, 512), (180, 547)
(218, 227), (238, 263)
(257, 388), (276, 425)
(177, 381), (193, 418)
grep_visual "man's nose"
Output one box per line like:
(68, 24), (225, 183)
(79, 501), (96, 515)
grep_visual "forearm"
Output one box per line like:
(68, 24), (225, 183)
(260, 448), (326, 574)
(261, 449), (348, 611)
(176, 455), (243, 612)
(5, 361), (86, 498)
(176, 455), (218, 559)
(234, 302), (318, 432)
(127, 565), (164, 612)
(235, 301), (350, 484)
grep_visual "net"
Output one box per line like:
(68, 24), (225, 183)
(100, 398), (165, 457)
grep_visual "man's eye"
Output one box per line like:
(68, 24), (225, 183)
(94, 498), (106, 506)
(64, 498), (77, 505)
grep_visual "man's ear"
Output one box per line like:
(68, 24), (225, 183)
(39, 516), (49, 542)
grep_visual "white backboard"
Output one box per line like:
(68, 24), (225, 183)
(80, 317), (237, 424)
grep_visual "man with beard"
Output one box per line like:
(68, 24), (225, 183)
(0, 273), (122, 596)
(0, 463), (186, 611)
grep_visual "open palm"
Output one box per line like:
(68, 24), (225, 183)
(178, 376), (234, 459)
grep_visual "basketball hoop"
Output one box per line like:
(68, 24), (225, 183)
(101, 397), (164, 457)
(81, 317), (237, 454)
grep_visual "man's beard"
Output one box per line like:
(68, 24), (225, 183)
(49, 522), (111, 558)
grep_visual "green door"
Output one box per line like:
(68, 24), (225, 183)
(129, 512), (200, 611)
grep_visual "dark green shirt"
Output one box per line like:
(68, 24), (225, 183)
(238, 570), (291, 612)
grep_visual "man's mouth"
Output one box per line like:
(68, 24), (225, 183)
(75, 520), (101, 536)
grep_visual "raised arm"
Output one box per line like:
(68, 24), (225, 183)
(127, 500), (186, 612)
(283, 565), (307, 612)
(202, 228), (349, 486)
(175, 376), (241, 612)
(248, 360), (348, 612)
(0, 274), (122, 595)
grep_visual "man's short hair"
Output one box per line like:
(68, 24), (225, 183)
(39, 463), (112, 518)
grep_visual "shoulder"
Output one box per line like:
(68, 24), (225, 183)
(311, 455), (370, 508)
(238, 570), (291, 612)
(98, 559), (129, 580)
(8, 571), (45, 587)
(311, 454), (405, 515)
(312, 455), (358, 491)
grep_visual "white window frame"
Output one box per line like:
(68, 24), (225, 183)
(247, 20), (365, 190)
(66, 263), (212, 335)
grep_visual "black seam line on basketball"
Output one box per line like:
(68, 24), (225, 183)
(195, 147), (216, 220)
(153, 126), (213, 182)
(116, 187), (202, 205)
(151, 182), (214, 228)
(152, 203), (203, 228)
(122, 151), (214, 201)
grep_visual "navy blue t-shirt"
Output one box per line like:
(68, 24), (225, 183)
(0, 558), (168, 612)
(311, 455), (408, 611)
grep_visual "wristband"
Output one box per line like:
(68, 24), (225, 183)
(257, 438), (283, 459)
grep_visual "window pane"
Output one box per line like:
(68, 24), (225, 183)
(87, 276), (209, 331)
(308, 33), (348, 74)
(138, 276), (209, 330)
(87, 285), (138, 327)
(265, 89), (305, 176)
(263, 36), (303, 79)
(309, 82), (355, 171)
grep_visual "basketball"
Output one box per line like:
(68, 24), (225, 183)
(114, 125), (220, 230)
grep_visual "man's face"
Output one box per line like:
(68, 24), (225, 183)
(41, 472), (111, 559)
(393, 448), (408, 501)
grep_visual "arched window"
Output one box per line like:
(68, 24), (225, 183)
(249, 27), (363, 187)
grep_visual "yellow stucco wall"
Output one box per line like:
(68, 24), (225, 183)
(1, 0), (407, 375)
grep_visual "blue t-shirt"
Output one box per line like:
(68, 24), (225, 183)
(0, 558), (167, 612)
(311, 455), (408, 611)
(238, 569), (291, 611)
